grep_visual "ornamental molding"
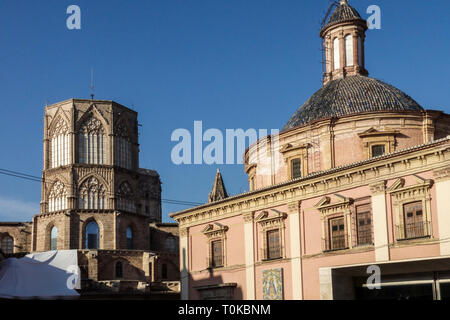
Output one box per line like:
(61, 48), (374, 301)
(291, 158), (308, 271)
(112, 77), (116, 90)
(280, 143), (309, 154)
(287, 201), (301, 214)
(369, 181), (386, 195)
(358, 127), (398, 138)
(255, 209), (287, 230)
(179, 227), (189, 238)
(202, 223), (228, 239)
(314, 194), (352, 217)
(387, 175), (433, 200)
(173, 140), (450, 228)
(433, 166), (450, 182)
(242, 211), (254, 223)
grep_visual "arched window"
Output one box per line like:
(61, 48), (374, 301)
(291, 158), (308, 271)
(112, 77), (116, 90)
(126, 227), (133, 249)
(345, 34), (353, 66)
(115, 261), (123, 278)
(114, 122), (132, 169)
(78, 176), (106, 209)
(50, 226), (58, 250)
(161, 263), (168, 280)
(333, 38), (340, 70)
(48, 181), (68, 212)
(50, 117), (70, 168)
(1, 236), (14, 254)
(85, 221), (100, 249)
(78, 117), (106, 165)
(117, 182), (135, 213)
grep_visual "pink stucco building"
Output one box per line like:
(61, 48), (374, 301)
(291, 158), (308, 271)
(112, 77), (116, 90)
(170, 0), (450, 300)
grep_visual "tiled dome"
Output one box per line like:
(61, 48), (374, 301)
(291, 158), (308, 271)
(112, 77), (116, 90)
(283, 76), (423, 130)
(321, 0), (366, 34)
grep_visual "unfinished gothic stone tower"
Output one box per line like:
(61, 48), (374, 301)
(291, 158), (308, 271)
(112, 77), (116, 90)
(33, 99), (162, 252)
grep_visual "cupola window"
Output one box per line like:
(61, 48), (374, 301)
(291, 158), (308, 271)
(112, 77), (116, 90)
(333, 38), (340, 70)
(345, 34), (353, 66)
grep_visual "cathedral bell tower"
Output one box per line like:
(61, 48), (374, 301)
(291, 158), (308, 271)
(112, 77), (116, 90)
(320, 0), (369, 85)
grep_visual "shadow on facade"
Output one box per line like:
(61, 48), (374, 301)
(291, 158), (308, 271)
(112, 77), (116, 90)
(181, 248), (242, 300)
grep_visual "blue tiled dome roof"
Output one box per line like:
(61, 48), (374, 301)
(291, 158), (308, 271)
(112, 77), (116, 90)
(283, 76), (423, 130)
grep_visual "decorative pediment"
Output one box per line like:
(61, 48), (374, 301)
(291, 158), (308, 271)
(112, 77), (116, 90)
(76, 103), (109, 133)
(202, 223), (228, 239)
(358, 127), (398, 138)
(255, 209), (287, 230)
(314, 194), (352, 216)
(387, 175), (433, 198)
(387, 178), (405, 192)
(280, 143), (309, 154)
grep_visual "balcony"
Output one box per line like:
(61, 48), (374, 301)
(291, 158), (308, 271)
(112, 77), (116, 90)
(396, 221), (431, 241)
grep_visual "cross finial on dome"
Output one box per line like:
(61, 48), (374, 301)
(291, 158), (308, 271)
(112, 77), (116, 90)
(340, 0), (348, 5)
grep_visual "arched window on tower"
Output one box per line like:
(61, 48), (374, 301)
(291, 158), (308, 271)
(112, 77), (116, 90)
(78, 117), (106, 165)
(1, 236), (14, 254)
(48, 181), (68, 212)
(333, 37), (340, 70)
(117, 182), (135, 213)
(50, 226), (58, 250)
(345, 34), (354, 66)
(114, 122), (132, 169)
(50, 117), (70, 168)
(78, 176), (106, 209)
(126, 227), (133, 249)
(85, 221), (100, 249)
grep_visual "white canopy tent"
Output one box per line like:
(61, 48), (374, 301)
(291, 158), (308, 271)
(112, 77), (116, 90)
(0, 250), (80, 299)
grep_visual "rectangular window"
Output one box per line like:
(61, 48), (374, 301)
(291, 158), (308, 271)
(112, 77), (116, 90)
(356, 204), (372, 245)
(266, 229), (281, 260)
(371, 145), (385, 157)
(211, 240), (223, 268)
(403, 202), (425, 239)
(329, 217), (346, 250)
(291, 159), (302, 179)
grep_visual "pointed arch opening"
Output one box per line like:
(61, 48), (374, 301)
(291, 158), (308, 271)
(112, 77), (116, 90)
(114, 121), (132, 169)
(50, 226), (58, 250)
(78, 176), (107, 209)
(126, 227), (133, 249)
(78, 116), (106, 165)
(117, 182), (135, 213)
(48, 181), (68, 212)
(85, 221), (100, 249)
(50, 117), (70, 168)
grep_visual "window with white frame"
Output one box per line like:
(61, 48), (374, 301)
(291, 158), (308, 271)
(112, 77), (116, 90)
(78, 117), (106, 165)
(117, 182), (135, 213)
(48, 181), (68, 212)
(50, 117), (70, 168)
(78, 176), (106, 209)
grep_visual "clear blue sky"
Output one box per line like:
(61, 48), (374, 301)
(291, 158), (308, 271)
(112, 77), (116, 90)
(0, 0), (449, 222)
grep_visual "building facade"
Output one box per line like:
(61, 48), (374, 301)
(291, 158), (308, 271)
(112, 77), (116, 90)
(170, 1), (450, 300)
(0, 99), (179, 296)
